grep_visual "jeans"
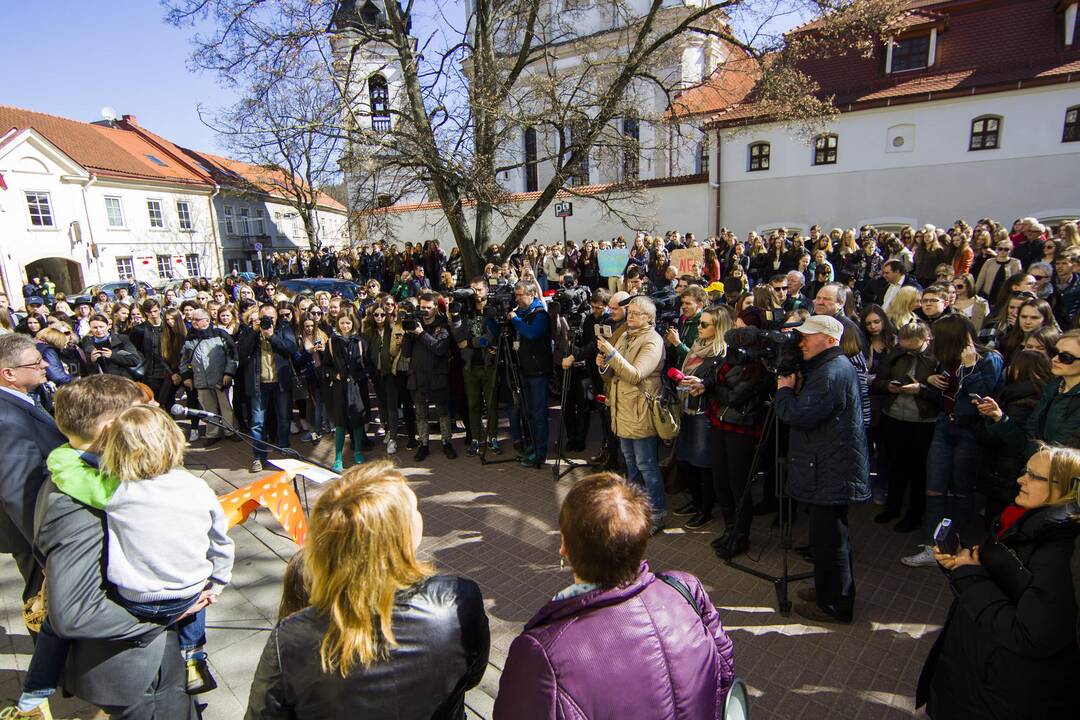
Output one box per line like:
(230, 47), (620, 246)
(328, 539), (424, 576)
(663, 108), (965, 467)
(618, 436), (666, 516)
(250, 381), (291, 461)
(122, 594), (206, 651)
(510, 375), (550, 460)
(925, 417), (982, 542)
(808, 503), (855, 619)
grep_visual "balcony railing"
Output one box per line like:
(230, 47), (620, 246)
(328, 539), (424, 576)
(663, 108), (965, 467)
(372, 116), (391, 132)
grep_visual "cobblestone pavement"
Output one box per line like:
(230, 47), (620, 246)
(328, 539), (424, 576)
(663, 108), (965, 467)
(0, 414), (947, 719)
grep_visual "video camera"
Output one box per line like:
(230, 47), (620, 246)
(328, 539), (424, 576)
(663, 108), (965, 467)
(483, 282), (516, 323)
(399, 308), (421, 332)
(650, 288), (680, 335)
(448, 288), (476, 319)
(549, 285), (590, 327)
(724, 326), (802, 375)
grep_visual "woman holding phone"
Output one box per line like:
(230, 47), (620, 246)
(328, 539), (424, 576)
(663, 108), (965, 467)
(363, 302), (404, 455)
(916, 443), (1080, 719)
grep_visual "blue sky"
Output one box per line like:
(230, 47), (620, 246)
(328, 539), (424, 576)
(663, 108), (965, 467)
(5, 1), (804, 153)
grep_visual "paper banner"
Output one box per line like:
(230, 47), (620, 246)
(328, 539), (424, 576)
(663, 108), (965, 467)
(218, 471), (307, 546)
(598, 248), (630, 277)
(669, 247), (704, 275)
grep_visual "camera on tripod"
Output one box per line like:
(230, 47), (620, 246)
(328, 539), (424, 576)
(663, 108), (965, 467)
(549, 285), (590, 327)
(399, 308), (420, 332)
(448, 288), (476, 319)
(483, 284), (516, 322)
(724, 326), (803, 375)
(650, 289), (680, 335)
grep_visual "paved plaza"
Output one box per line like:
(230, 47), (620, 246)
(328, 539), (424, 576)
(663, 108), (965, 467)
(0, 420), (949, 719)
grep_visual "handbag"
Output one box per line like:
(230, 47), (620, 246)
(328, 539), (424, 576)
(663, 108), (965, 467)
(646, 387), (681, 441)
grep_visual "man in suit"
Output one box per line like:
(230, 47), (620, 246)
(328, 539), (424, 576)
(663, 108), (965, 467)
(0, 334), (66, 600)
(867, 260), (922, 310)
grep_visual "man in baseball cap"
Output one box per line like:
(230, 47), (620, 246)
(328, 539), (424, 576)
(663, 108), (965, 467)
(774, 310), (869, 624)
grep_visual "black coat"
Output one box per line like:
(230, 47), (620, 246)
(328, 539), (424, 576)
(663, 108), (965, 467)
(0, 391), (66, 554)
(79, 333), (144, 380)
(405, 316), (451, 393)
(917, 505), (1080, 719)
(328, 333), (367, 428)
(974, 380), (1042, 505)
(246, 575), (490, 720)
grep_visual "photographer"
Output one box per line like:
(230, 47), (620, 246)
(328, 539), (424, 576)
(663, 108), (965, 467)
(774, 315), (870, 624)
(237, 303), (298, 473)
(405, 291), (457, 461)
(507, 282), (552, 469)
(664, 285), (706, 367)
(559, 288), (614, 453)
(597, 296), (667, 534)
(452, 277), (501, 456)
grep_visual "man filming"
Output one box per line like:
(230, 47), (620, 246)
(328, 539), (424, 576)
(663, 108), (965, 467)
(507, 281), (552, 469)
(774, 314), (870, 624)
(560, 288), (614, 453)
(406, 291), (457, 461)
(452, 277), (501, 456)
(664, 285), (706, 367)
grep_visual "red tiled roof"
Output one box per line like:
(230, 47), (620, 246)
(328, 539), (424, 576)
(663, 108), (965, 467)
(177, 148), (346, 211)
(703, 0), (1080, 127)
(0, 105), (206, 185)
(669, 54), (761, 117)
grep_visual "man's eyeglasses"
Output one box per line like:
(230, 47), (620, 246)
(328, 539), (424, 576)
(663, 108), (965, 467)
(1049, 349), (1080, 365)
(10, 358), (47, 370)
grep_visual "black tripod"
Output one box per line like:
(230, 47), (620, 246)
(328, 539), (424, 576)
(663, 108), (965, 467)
(478, 322), (532, 465)
(722, 398), (812, 615)
(552, 361), (589, 480)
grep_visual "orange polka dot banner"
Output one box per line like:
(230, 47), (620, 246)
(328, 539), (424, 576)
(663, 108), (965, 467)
(218, 471), (307, 546)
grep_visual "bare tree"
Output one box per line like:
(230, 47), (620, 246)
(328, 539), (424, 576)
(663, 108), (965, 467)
(203, 65), (343, 251)
(166, 0), (904, 278)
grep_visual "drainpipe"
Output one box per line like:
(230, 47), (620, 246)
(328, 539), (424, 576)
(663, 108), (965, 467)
(711, 129), (722, 235)
(206, 184), (223, 277)
(79, 174), (103, 284)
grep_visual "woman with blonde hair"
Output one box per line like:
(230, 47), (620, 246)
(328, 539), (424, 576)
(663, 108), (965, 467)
(917, 443), (1080, 718)
(886, 285), (921, 329)
(247, 461), (489, 718)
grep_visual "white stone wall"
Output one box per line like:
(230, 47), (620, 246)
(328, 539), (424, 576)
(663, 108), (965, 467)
(715, 84), (1080, 234)
(364, 180), (711, 251)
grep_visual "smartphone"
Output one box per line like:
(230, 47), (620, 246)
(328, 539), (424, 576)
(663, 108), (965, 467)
(969, 393), (984, 403)
(933, 518), (959, 555)
(599, 325), (613, 339)
(888, 380), (902, 387)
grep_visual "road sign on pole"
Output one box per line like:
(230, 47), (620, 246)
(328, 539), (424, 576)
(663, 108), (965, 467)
(554, 201), (573, 218)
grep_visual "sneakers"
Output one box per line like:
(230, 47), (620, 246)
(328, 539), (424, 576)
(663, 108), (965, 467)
(386, 439), (398, 455)
(487, 438), (503, 455)
(901, 545), (938, 568)
(466, 440), (482, 456)
(683, 512), (713, 530)
(793, 601), (851, 625)
(0, 701), (54, 719)
(519, 453), (542, 469)
(302, 431), (321, 443)
(442, 442), (458, 460)
(249, 459), (263, 473)
(672, 501), (698, 518)
(414, 443), (430, 461)
(330, 459), (343, 473)
(289, 420), (300, 435)
(185, 656), (218, 694)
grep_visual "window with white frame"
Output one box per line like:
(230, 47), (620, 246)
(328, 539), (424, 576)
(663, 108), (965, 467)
(104, 196), (125, 228)
(156, 255), (172, 279)
(223, 206), (235, 234)
(239, 208), (251, 236)
(147, 199), (165, 228)
(116, 256), (135, 280)
(889, 34), (931, 72)
(25, 191), (54, 227)
(185, 253), (201, 277)
(176, 201), (193, 230)
(252, 208), (266, 235)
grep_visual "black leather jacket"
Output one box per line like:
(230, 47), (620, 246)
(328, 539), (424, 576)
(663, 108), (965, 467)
(246, 575), (490, 720)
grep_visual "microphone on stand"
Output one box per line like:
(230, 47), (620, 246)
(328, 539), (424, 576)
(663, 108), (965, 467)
(170, 404), (223, 421)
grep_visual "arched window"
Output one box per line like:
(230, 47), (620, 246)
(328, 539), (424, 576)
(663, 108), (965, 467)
(1064, 106), (1080, 143)
(969, 115), (1001, 151)
(369, 75), (390, 132)
(748, 142), (770, 171)
(812, 134), (837, 165)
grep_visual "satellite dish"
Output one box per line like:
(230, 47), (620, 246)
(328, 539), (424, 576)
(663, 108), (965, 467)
(101, 106), (118, 122)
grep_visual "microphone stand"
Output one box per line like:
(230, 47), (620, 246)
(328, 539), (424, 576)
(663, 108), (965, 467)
(189, 413), (334, 514)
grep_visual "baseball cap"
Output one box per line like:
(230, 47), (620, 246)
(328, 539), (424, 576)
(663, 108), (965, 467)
(26, 296), (44, 306)
(704, 281), (725, 294)
(794, 315), (843, 341)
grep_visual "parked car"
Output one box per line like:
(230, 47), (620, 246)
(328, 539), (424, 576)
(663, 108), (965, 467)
(69, 280), (156, 306)
(277, 278), (362, 300)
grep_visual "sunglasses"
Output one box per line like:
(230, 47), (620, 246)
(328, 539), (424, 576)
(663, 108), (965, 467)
(1049, 349), (1080, 364)
(373, 312), (386, 317)
(1031, 275), (1049, 281)
(996, 246), (1012, 252)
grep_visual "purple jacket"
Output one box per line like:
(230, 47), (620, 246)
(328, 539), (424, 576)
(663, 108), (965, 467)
(493, 562), (735, 720)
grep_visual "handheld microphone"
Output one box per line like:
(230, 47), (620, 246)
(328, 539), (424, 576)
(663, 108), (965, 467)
(666, 368), (686, 383)
(170, 404), (222, 421)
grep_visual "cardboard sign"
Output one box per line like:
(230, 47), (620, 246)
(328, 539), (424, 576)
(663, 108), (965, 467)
(670, 247), (704, 275)
(598, 248), (630, 277)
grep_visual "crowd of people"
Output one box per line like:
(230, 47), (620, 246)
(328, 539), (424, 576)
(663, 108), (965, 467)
(1, 213), (1079, 718)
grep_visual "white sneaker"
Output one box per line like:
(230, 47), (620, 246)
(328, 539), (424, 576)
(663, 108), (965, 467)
(386, 439), (397, 455)
(901, 545), (937, 568)
(188, 428), (199, 442)
(290, 420), (300, 434)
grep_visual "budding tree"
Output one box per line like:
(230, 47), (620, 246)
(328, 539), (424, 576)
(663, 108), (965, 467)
(166, 0), (905, 278)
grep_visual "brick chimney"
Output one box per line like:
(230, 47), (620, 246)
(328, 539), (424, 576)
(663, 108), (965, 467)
(121, 114), (137, 125)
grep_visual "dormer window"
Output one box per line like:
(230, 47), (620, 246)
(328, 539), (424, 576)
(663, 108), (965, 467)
(886, 30), (937, 73)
